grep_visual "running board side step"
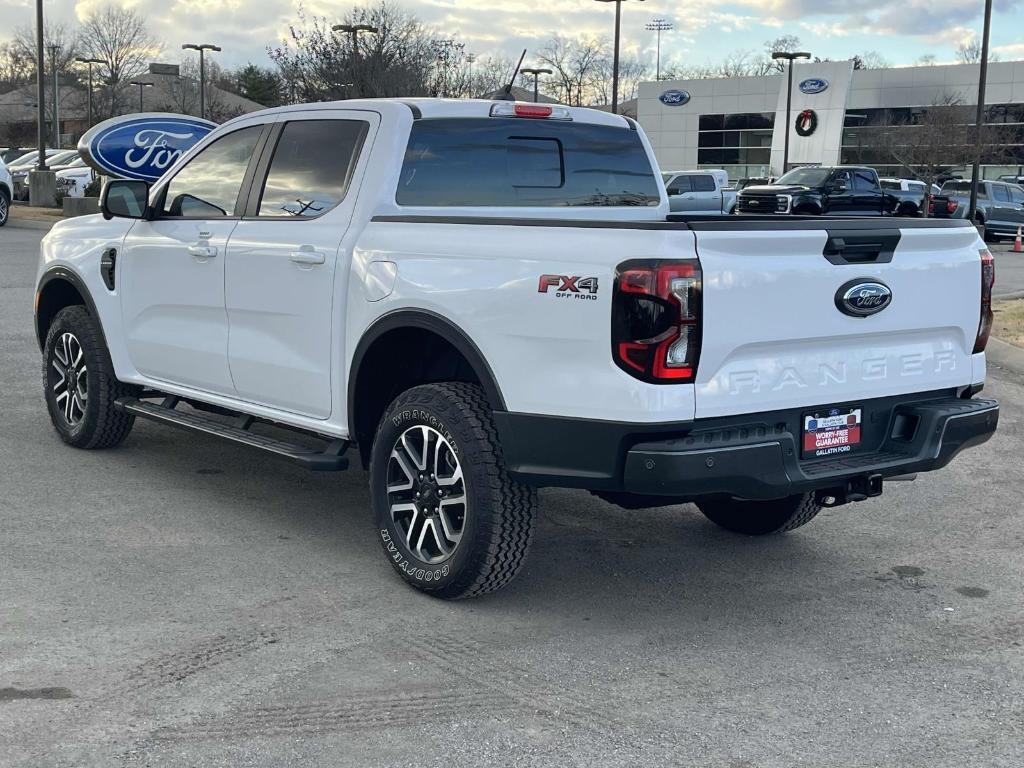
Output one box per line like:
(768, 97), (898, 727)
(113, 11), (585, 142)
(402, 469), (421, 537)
(114, 396), (349, 471)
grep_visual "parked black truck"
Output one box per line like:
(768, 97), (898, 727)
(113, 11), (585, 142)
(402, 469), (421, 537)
(736, 166), (906, 216)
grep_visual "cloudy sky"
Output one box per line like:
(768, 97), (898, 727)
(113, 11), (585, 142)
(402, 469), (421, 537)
(1, 0), (1021, 72)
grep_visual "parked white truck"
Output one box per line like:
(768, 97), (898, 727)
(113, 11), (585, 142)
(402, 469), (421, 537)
(34, 99), (999, 598)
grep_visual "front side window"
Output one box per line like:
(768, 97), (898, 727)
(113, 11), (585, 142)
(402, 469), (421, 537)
(667, 176), (691, 194)
(161, 126), (262, 218)
(256, 120), (368, 218)
(853, 171), (877, 191)
(1010, 186), (1024, 204)
(992, 184), (1011, 202)
(397, 118), (661, 207)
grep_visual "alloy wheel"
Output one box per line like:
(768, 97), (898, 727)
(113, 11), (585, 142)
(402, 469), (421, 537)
(49, 332), (88, 426)
(386, 425), (467, 564)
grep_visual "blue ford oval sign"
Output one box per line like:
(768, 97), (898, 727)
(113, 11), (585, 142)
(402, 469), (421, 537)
(799, 78), (829, 95)
(835, 279), (892, 318)
(659, 89), (691, 106)
(78, 113), (217, 182)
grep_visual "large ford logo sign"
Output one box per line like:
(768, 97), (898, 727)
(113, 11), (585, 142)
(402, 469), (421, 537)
(835, 279), (893, 318)
(78, 113), (217, 182)
(659, 89), (691, 106)
(799, 78), (829, 95)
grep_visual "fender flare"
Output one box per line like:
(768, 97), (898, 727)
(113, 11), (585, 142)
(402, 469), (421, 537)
(348, 309), (507, 432)
(35, 267), (107, 352)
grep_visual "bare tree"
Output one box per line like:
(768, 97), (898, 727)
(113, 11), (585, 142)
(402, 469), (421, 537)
(956, 37), (998, 64)
(79, 5), (162, 117)
(536, 36), (608, 106)
(763, 35), (802, 73)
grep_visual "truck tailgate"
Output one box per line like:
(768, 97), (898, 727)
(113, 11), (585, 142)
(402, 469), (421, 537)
(691, 219), (984, 418)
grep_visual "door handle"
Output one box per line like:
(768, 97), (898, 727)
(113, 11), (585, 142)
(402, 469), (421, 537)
(289, 248), (326, 266)
(187, 243), (217, 259)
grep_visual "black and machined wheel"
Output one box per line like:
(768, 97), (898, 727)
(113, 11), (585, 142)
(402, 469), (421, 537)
(370, 382), (537, 599)
(696, 493), (822, 536)
(42, 305), (135, 449)
(0, 187), (9, 227)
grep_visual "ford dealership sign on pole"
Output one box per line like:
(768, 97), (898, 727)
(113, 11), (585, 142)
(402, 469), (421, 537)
(78, 113), (217, 182)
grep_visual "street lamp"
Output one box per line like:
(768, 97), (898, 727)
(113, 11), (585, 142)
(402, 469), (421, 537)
(75, 57), (104, 127)
(182, 43), (221, 120)
(521, 67), (552, 103)
(968, 0), (994, 223)
(331, 23), (379, 59)
(595, 0), (644, 115)
(129, 80), (153, 112)
(645, 19), (672, 82)
(772, 50), (812, 174)
(48, 45), (60, 148)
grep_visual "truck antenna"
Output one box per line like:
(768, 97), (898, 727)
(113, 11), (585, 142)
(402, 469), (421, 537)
(499, 49), (528, 101)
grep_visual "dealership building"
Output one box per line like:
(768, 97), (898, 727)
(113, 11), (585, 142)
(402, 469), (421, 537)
(636, 59), (1024, 181)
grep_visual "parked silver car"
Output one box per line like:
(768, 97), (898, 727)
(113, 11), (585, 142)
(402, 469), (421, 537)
(931, 179), (1024, 241)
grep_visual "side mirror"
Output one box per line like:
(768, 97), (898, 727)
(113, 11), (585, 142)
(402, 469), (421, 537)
(101, 179), (150, 220)
(832, 181), (848, 194)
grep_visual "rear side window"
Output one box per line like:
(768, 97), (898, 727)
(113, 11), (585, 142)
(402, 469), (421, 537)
(397, 118), (661, 207)
(689, 174), (716, 192)
(853, 171), (877, 191)
(1011, 186), (1024, 204)
(879, 180), (900, 190)
(256, 120), (368, 218)
(908, 182), (925, 193)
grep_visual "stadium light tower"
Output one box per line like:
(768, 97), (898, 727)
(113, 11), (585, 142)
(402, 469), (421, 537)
(645, 19), (672, 81)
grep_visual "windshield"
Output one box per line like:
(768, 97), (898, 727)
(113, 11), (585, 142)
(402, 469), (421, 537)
(775, 167), (832, 187)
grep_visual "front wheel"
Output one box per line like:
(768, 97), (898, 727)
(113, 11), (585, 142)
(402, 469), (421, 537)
(370, 382), (537, 599)
(0, 188), (9, 227)
(696, 493), (822, 536)
(42, 306), (135, 448)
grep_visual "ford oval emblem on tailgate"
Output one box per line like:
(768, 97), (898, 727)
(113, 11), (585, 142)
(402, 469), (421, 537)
(836, 279), (892, 318)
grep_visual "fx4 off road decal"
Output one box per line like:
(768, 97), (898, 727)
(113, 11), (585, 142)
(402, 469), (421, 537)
(538, 274), (599, 301)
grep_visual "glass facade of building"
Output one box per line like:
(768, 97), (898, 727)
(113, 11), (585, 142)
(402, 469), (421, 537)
(696, 112), (775, 180)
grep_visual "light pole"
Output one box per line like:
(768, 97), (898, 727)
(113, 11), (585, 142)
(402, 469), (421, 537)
(75, 57), (104, 127)
(771, 50), (811, 174)
(182, 43), (221, 119)
(331, 24), (378, 98)
(595, 0), (644, 114)
(467, 52), (476, 94)
(48, 45), (60, 148)
(521, 67), (552, 103)
(34, 0), (46, 169)
(129, 80), (152, 112)
(968, 0), (994, 223)
(645, 19), (672, 81)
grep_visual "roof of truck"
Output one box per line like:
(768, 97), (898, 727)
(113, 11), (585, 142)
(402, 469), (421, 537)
(223, 98), (636, 130)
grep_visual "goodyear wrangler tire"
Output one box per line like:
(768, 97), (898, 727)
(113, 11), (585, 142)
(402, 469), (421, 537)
(696, 493), (822, 536)
(42, 305), (135, 449)
(370, 382), (537, 599)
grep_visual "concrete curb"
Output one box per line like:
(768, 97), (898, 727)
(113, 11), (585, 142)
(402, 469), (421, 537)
(987, 336), (1024, 376)
(6, 218), (54, 231)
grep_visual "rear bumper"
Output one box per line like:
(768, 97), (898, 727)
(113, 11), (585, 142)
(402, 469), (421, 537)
(495, 392), (998, 500)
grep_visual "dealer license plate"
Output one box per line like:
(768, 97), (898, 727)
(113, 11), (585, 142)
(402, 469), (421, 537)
(802, 406), (862, 459)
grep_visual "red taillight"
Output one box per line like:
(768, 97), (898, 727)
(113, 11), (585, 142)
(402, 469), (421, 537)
(974, 249), (995, 353)
(947, 200), (958, 214)
(928, 201), (935, 214)
(514, 104), (553, 119)
(612, 261), (702, 384)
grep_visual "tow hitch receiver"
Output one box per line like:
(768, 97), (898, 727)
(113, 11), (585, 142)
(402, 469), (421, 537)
(817, 474), (884, 507)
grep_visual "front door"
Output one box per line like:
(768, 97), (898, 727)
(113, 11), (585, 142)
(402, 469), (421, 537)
(225, 113), (375, 418)
(120, 124), (265, 395)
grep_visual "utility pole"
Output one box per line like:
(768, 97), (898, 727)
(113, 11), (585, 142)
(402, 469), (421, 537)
(968, 0), (994, 223)
(771, 50), (811, 173)
(521, 67), (552, 103)
(182, 43), (221, 119)
(595, 0), (643, 114)
(48, 45), (59, 148)
(645, 19), (672, 81)
(75, 57), (104, 127)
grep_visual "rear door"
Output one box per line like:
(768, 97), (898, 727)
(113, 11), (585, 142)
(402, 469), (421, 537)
(687, 174), (721, 212)
(224, 111), (375, 418)
(690, 220), (983, 418)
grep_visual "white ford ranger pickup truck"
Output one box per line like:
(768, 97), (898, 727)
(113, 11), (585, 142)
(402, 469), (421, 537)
(33, 99), (999, 598)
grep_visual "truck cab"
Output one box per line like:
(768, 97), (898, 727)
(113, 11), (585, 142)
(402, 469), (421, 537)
(663, 169), (736, 215)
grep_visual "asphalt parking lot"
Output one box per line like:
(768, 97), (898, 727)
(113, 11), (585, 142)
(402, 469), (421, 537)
(2, 223), (1023, 767)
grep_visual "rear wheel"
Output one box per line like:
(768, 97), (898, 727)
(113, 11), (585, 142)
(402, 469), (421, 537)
(697, 493), (822, 536)
(42, 306), (135, 448)
(0, 188), (9, 227)
(370, 382), (537, 599)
